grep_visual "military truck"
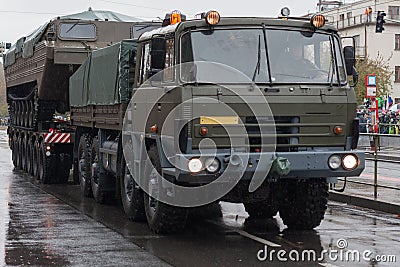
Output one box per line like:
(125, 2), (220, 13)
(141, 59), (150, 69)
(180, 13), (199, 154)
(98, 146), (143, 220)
(70, 10), (365, 233)
(5, 9), (160, 183)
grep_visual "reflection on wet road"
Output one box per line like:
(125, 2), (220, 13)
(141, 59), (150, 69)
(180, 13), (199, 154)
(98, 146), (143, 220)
(1, 129), (399, 266)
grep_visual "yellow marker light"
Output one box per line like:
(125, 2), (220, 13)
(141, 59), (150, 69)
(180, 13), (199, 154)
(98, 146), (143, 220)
(311, 14), (326, 28)
(170, 10), (182, 25)
(205, 11), (220, 25)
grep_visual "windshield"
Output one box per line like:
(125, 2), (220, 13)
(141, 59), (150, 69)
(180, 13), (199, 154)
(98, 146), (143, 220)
(59, 23), (96, 40)
(181, 28), (345, 84)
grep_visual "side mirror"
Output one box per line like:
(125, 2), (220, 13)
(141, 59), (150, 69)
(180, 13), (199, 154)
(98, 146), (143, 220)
(6, 43), (11, 49)
(150, 36), (166, 76)
(343, 46), (355, 75)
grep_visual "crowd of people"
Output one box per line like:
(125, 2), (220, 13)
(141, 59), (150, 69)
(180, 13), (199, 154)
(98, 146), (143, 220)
(358, 110), (400, 134)
(0, 117), (8, 126)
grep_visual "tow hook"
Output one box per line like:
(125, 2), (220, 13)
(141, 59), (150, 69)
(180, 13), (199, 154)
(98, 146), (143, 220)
(270, 157), (291, 177)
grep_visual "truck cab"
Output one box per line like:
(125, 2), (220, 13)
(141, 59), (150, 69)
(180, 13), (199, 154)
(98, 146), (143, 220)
(126, 10), (365, 233)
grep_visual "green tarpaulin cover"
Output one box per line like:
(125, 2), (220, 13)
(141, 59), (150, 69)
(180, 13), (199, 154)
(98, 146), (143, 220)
(69, 40), (136, 107)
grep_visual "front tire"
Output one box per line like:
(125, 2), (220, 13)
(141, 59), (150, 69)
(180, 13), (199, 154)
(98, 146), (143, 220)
(120, 158), (145, 221)
(279, 179), (329, 230)
(144, 145), (188, 234)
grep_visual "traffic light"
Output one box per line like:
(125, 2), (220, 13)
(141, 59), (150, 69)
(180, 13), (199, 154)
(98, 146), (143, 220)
(376, 11), (386, 33)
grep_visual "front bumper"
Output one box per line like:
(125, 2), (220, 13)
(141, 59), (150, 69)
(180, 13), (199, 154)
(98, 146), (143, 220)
(163, 150), (365, 184)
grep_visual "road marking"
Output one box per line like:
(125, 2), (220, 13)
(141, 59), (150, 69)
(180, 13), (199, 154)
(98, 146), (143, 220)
(235, 229), (281, 247)
(275, 235), (303, 249)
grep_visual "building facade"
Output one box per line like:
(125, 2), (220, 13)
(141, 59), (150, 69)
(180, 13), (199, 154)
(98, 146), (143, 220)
(318, 0), (400, 104)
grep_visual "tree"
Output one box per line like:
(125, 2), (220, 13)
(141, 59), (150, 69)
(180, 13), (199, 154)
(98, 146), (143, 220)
(354, 54), (392, 104)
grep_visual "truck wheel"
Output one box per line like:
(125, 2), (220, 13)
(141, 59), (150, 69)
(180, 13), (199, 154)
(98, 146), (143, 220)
(90, 136), (111, 204)
(38, 142), (55, 184)
(244, 183), (279, 219)
(279, 179), (329, 230)
(244, 201), (278, 219)
(121, 159), (145, 221)
(32, 140), (39, 177)
(78, 134), (93, 197)
(144, 145), (188, 234)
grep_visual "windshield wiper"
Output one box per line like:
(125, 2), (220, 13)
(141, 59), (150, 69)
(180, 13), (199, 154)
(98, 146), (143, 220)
(261, 23), (273, 87)
(66, 22), (80, 34)
(251, 35), (261, 83)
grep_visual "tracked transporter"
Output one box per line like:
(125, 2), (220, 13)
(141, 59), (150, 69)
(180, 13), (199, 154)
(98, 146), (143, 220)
(69, 9), (365, 233)
(5, 9), (159, 183)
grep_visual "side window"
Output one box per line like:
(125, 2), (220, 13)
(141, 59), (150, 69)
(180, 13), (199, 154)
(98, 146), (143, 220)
(334, 38), (347, 83)
(164, 38), (175, 81)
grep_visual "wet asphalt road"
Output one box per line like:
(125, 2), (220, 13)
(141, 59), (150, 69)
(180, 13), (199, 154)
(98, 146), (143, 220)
(1, 129), (400, 266)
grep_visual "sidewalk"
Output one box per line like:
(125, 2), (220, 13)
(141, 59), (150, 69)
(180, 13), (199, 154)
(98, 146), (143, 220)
(329, 181), (400, 215)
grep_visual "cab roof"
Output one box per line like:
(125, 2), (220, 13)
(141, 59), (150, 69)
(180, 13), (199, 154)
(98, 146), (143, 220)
(139, 16), (337, 41)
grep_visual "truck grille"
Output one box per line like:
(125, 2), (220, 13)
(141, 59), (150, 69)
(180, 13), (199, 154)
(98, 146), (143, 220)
(245, 116), (300, 152)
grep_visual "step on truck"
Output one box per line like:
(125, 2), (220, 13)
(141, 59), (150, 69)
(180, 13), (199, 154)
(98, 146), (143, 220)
(4, 9), (160, 183)
(70, 9), (365, 234)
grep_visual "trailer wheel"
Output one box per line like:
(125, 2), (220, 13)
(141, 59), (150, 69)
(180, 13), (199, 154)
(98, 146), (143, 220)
(16, 137), (23, 170)
(121, 158), (145, 222)
(279, 178), (329, 230)
(78, 134), (93, 197)
(25, 139), (33, 174)
(144, 145), (188, 234)
(21, 138), (27, 172)
(90, 136), (111, 203)
(11, 138), (18, 168)
(32, 140), (39, 178)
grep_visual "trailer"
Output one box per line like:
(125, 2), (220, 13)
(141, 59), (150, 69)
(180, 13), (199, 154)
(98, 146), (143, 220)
(5, 9), (160, 183)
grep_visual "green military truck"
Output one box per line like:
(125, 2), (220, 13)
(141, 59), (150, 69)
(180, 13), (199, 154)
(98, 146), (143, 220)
(70, 10), (365, 233)
(5, 9), (160, 183)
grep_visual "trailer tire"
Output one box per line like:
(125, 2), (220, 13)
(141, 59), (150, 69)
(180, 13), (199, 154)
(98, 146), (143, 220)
(121, 158), (145, 222)
(16, 137), (23, 170)
(32, 140), (39, 178)
(279, 178), (329, 230)
(78, 134), (93, 197)
(12, 138), (18, 168)
(144, 145), (188, 234)
(26, 139), (33, 174)
(90, 136), (111, 204)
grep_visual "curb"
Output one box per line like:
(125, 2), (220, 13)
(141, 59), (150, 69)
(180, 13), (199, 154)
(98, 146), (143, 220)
(329, 192), (400, 214)
(365, 154), (400, 162)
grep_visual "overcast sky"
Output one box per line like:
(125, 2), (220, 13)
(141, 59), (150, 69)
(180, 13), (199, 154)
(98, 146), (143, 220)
(0, 0), (345, 43)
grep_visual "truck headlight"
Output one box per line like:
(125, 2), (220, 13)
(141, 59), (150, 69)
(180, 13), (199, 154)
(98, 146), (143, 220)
(328, 155), (341, 170)
(205, 158), (220, 173)
(342, 154), (359, 170)
(188, 158), (203, 173)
